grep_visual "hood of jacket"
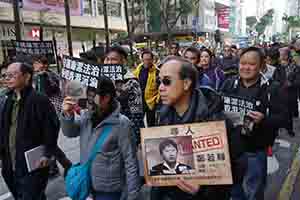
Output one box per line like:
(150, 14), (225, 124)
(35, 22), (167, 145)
(157, 89), (209, 125)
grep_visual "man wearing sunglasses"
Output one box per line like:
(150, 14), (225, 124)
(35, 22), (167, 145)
(169, 42), (180, 56)
(151, 56), (233, 200)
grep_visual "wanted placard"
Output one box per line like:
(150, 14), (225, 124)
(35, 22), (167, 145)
(61, 56), (124, 88)
(141, 121), (233, 186)
(1, 40), (56, 64)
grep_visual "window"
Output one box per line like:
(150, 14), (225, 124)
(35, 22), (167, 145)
(98, 0), (122, 17)
(84, 0), (93, 15)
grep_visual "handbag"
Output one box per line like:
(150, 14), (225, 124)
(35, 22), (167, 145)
(65, 126), (112, 200)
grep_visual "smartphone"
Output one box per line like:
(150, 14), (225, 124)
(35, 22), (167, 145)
(78, 98), (88, 109)
(241, 115), (255, 136)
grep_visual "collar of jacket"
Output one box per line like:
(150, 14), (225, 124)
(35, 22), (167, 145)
(6, 85), (34, 101)
(157, 89), (208, 125)
(234, 75), (268, 89)
(135, 63), (157, 74)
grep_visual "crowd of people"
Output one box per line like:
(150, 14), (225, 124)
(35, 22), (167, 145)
(0, 39), (300, 200)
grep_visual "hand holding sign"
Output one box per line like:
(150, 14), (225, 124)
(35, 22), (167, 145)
(176, 179), (200, 195)
(248, 111), (265, 124)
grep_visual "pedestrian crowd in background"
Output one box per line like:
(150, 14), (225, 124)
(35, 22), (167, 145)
(0, 38), (300, 200)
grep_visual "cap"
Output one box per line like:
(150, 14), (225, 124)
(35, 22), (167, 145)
(96, 76), (116, 97)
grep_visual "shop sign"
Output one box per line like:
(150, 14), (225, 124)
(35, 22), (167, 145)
(23, 0), (83, 16)
(0, 25), (16, 40)
(217, 7), (230, 30)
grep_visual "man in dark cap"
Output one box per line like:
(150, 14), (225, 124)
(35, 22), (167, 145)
(61, 76), (141, 200)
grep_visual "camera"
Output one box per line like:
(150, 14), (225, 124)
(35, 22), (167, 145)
(78, 98), (88, 109)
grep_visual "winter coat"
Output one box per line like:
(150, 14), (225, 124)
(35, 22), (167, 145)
(221, 76), (288, 151)
(33, 70), (63, 114)
(273, 64), (300, 115)
(133, 63), (160, 110)
(117, 75), (144, 147)
(0, 86), (59, 181)
(217, 56), (239, 77)
(151, 89), (239, 200)
(60, 100), (141, 200)
(198, 66), (225, 91)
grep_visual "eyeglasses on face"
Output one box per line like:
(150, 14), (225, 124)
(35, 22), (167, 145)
(2, 72), (21, 80)
(158, 77), (172, 86)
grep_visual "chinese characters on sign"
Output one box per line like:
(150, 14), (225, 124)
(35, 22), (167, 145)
(1, 40), (56, 64)
(222, 95), (258, 136)
(223, 95), (256, 116)
(141, 121), (233, 186)
(62, 56), (124, 88)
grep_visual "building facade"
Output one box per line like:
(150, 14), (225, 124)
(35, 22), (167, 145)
(0, 0), (127, 59)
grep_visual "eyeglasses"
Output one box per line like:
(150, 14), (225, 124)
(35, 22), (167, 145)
(158, 78), (172, 86)
(2, 72), (20, 80)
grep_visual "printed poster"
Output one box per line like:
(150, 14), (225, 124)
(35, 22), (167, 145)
(141, 121), (233, 186)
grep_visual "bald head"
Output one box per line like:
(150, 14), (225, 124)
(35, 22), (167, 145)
(159, 56), (198, 106)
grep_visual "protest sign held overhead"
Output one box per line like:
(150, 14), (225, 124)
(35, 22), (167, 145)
(141, 121), (233, 187)
(1, 40), (56, 64)
(61, 56), (124, 88)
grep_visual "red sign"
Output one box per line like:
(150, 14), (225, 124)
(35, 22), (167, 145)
(30, 28), (40, 38)
(217, 7), (230, 30)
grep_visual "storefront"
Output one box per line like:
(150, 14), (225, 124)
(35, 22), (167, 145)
(0, 22), (119, 64)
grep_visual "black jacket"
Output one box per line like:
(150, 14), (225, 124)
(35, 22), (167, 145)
(221, 76), (288, 152)
(0, 86), (59, 178)
(216, 56), (239, 77)
(273, 64), (300, 107)
(150, 163), (192, 176)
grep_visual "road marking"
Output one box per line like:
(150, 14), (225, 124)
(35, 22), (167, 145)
(277, 146), (300, 200)
(267, 155), (279, 174)
(0, 192), (11, 200)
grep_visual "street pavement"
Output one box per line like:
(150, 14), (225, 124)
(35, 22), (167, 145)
(0, 132), (80, 200)
(0, 121), (300, 200)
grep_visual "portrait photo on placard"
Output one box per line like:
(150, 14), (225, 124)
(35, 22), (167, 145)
(145, 136), (196, 176)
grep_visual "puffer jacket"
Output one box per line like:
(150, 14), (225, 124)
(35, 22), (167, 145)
(60, 100), (141, 200)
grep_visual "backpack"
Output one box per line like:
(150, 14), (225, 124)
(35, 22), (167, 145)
(65, 126), (112, 200)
